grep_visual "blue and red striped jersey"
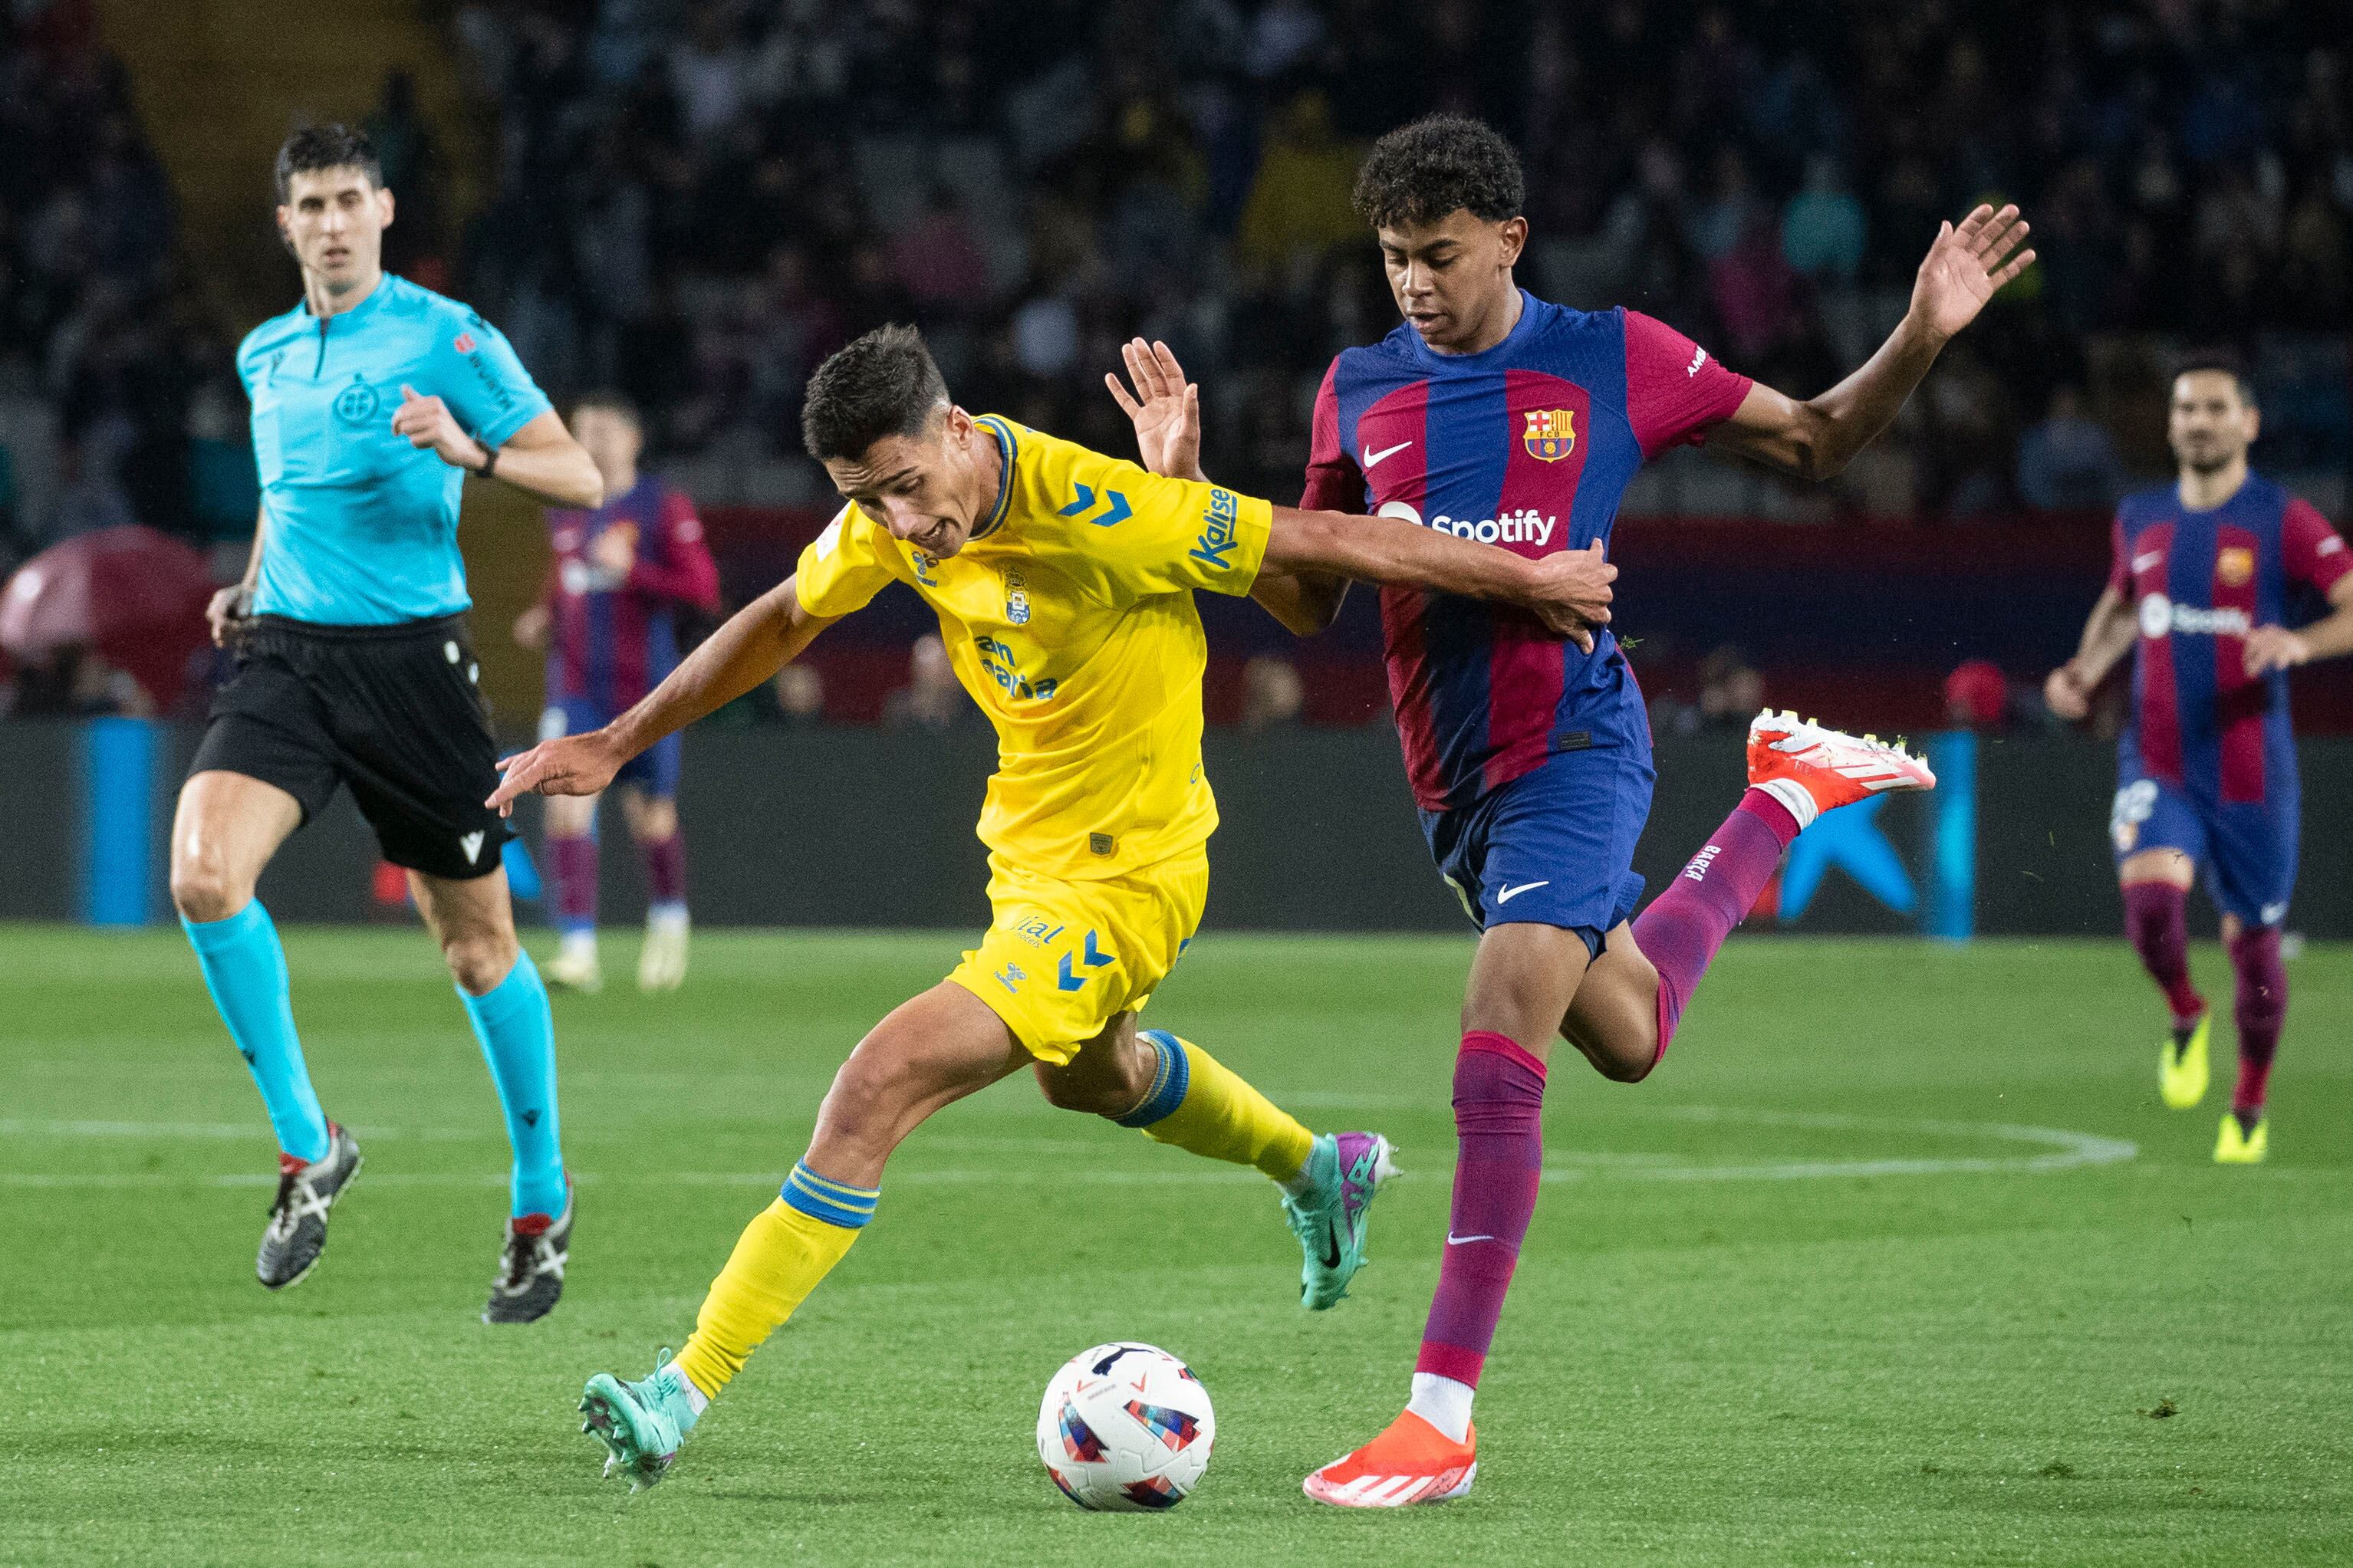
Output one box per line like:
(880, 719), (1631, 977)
(1304, 293), (1753, 810)
(544, 476), (721, 711)
(2109, 474), (2349, 803)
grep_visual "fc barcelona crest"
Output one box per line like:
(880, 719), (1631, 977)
(1523, 408), (1576, 462)
(2217, 546), (2254, 587)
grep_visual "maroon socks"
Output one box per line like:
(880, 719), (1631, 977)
(1414, 1032), (1548, 1391)
(2122, 882), (2205, 1027)
(1629, 788), (1798, 1059)
(2228, 925), (2285, 1124)
(642, 830), (687, 912)
(548, 833), (598, 938)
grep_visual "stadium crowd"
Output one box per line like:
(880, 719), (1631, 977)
(445, 0), (2353, 514)
(1, 0), (2349, 718)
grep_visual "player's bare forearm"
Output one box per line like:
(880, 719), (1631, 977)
(1262, 507), (1611, 645)
(1250, 570), (1351, 636)
(491, 577), (832, 810)
(2246, 576), (2353, 673)
(610, 577), (831, 754)
(1713, 314), (1943, 482)
(2069, 587), (2138, 685)
(1716, 205), (2032, 482)
(485, 413), (604, 509)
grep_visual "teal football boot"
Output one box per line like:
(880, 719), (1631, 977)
(1283, 1132), (1398, 1310)
(581, 1349), (701, 1492)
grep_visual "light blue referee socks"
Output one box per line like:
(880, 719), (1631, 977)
(183, 900), (332, 1165)
(459, 952), (568, 1218)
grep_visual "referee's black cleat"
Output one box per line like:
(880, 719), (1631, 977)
(483, 1181), (572, 1324)
(257, 1122), (363, 1290)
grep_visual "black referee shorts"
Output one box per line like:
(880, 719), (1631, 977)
(190, 614), (512, 881)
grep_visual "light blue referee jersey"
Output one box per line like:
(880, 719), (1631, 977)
(237, 274), (551, 624)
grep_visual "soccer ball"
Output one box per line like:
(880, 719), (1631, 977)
(1035, 1342), (1216, 1511)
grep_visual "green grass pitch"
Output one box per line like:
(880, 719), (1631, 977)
(5, 925), (2351, 1566)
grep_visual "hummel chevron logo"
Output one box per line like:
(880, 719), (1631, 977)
(1363, 439), (1413, 469)
(1057, 929), (1114, 991)
(1496, 880), (1549, 904)
(1056, 484), (1132, 528)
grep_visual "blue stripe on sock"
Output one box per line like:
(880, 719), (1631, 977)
(1114, 1030), (1191, 1128)
(459, 952), (566, 1218)
(183, 900), (330, 1162)
(781, 1162), (878, 1228)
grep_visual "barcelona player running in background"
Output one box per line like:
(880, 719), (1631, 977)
(2046, 358), (2353, 1164)
(489, 324), (1615, 1491)
(515, 392), (719, 994)
(172, 126), (602, 1320)
(1112, 115), (2029, 1505)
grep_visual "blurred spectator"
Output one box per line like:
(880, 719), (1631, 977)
(1780, 156), (1865, 283)
(1239, 654), (1304, 731)
(774, 662), (826, 728)
(2016, 386), (2125, 512)
(1234, 92), (1364, 274)
(43, 440), (133, 543)
(1696, 645), (1764, 731)
(1944, 658), (2009, 731)
(882, 634), (973, 731)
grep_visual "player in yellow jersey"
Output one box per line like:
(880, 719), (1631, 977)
(487, 325), (1615, 1490)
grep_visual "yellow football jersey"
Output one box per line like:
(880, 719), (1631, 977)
(794, 416), (1272, 879)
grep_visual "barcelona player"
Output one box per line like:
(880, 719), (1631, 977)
(515, 391), (720, 994)
(171, 126), (601, 1320)
(1110, 115), (2028, 1504)
(486, 324), (1617, 1489)
(2046, 357), (2353, 1163)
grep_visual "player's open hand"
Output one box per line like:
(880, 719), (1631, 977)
(1910, 205), (2034, 344)
(489, 731), (626, 817)
(1105, 339), (1205, 482)
(1519, 540), (1614, 651)
(2042, 662), (2093, 722)
(393, 383), (489, 472)
(2242, 624), (2310, 677)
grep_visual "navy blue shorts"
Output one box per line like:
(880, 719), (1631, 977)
(2111, 758), (2296, 928)
(541, 697), (683, 798)
(1420, 741), (1657, 959)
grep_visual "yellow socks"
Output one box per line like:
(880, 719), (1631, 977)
(673, 1162), (875, 1399)
(1115, 1030), (1314, 1184)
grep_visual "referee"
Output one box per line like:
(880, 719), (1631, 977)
(170, 124), (601, 1323)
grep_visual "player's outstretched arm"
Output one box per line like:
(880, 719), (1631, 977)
(489, 574), (835, 814)
(2045, 585), (2136, 721)
(1262, 508), (1612, 650)
(1711, 205), (2034, 482)
(394, 394), (604, 509)
(1107, 337), (1350, 636)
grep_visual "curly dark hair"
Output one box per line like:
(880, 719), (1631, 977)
(274, 123), (381, 202)
(1351, 114), (1525, 232)
(801, 324), (952, 462)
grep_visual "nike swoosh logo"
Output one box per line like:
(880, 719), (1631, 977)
(2134, 552), (2163, 572)
(1363, 439), (1413, 469)
(1496, 880), (1549, 905)
(1322, 1224), (1342, 1270)
(1446, 1233), (1496, 1245)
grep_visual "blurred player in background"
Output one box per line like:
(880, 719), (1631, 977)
(515, 392), (719, 993)
(1113, 114), (2028, 1507)
(170, 125), (601, 1320)
(2046, 357), (2353, 1164)
(489, 324), (1615, 1491)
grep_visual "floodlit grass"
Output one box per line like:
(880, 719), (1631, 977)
(5, 925), (2349, 1566)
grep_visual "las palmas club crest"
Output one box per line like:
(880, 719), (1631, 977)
(1523, 408), (1576, 462)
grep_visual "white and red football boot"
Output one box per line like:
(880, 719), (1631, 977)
(1745, 709), (1935, 829)
(1302, 1410), (1478, 1508)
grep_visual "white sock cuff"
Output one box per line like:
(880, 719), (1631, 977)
(1407, 1371), (1475, 1443)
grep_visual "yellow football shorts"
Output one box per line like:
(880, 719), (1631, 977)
(949, 846), (1210, 1063)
